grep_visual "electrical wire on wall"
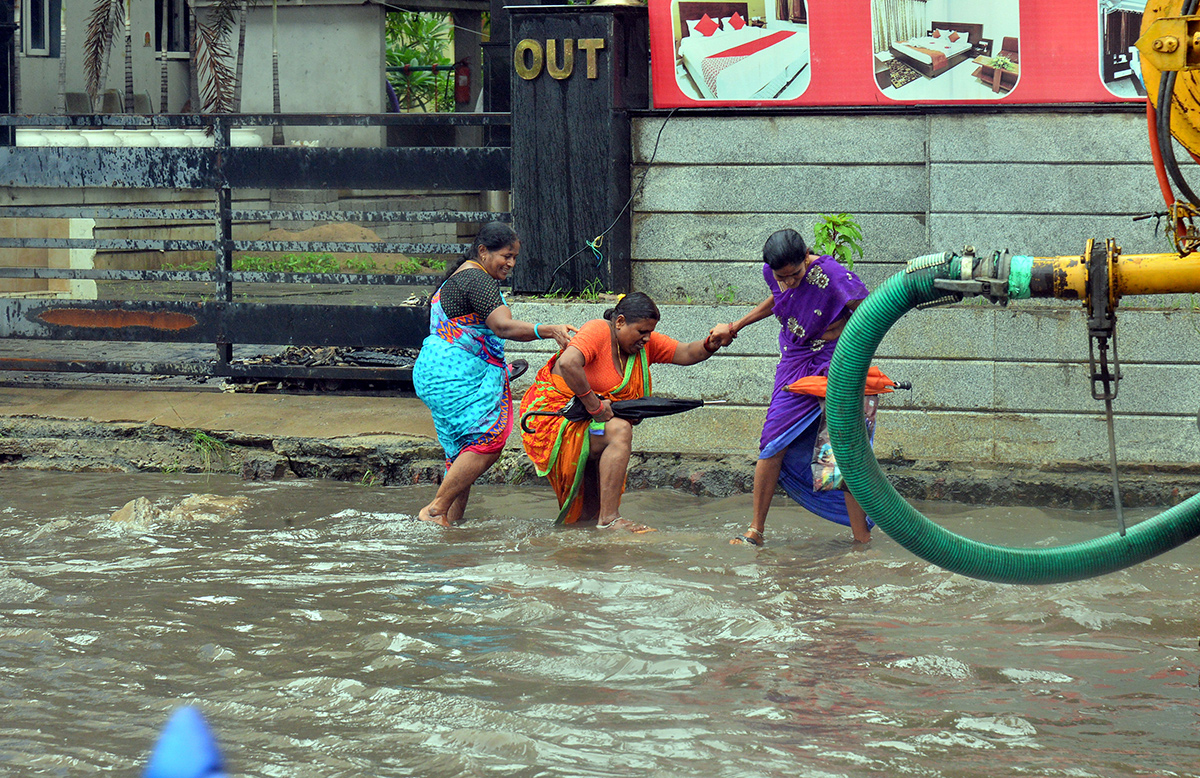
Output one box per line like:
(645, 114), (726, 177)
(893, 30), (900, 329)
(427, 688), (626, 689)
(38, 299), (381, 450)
(542, 108), (680, 294)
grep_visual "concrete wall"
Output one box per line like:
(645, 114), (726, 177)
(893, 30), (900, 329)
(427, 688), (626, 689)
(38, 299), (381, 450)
(0, 187), (270, 272)
(17, 0), (385, 147)
(508, 109), (1200, 470)
(237, 2), (386, 148)
(628, 111), (1174, 303)
(506, 299), (1200, 469)
(0, 186), (490, 275)
(18, 0), (189, 115)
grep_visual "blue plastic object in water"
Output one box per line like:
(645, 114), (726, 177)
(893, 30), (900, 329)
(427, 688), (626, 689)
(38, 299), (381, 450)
(144, 706), (227, 778)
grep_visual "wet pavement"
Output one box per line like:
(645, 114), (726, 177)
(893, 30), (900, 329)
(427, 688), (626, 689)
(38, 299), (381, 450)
(0, 384), (436, 442)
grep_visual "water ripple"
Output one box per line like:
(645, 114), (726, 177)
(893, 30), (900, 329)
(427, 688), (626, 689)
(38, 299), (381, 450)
(0, 475), (1196, 777)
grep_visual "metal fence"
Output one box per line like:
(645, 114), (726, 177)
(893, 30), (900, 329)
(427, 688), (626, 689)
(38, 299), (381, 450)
(0, 112), (510, 386)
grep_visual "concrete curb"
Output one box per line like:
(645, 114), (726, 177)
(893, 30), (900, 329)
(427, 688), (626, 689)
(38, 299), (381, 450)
(2, 415), (1196, 511)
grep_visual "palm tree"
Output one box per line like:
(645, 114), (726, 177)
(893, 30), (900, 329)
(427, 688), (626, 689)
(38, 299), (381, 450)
(271, 0), (283, 144)
(159, 1), (170, 112)
(190, 0), (240, 112)
(12, 2), (20, 113)
(122, 4), (134, 112)
(58, 18), (67, 112)
(234, 0), (249, 111)
(186, 2), (199, 112)
(86, 0), (243, 115)
(83, 0), (123, 107)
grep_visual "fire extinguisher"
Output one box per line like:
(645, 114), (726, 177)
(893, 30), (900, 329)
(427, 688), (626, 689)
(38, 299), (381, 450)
(454, 61), (471, 104)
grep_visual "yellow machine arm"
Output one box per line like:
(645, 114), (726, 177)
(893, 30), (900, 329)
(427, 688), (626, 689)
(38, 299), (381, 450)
(1028, 243), (1200, 300)
(1140, 0), (1200, 160)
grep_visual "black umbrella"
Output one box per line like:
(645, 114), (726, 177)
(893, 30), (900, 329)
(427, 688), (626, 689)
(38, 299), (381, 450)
(520, 396), (709, 434)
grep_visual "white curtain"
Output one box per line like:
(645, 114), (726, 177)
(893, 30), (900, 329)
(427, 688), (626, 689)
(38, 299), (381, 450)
(872, 0), (927, 54)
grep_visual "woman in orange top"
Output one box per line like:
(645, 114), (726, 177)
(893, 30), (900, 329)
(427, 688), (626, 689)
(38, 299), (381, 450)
(519, 292), (733, 531)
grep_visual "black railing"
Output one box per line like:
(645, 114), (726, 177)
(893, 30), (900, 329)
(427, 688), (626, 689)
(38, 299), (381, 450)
(0, 112), (511, 387)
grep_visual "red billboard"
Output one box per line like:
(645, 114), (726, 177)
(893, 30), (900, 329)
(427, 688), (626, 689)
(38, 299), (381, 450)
(649, 0), (1146, 106)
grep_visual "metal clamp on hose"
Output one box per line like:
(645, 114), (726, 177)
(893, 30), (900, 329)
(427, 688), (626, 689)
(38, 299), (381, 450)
(977, 250), (1012, 306)
(927, 247), (979, 305)
(1086, 239), (1121, 401)
(931, 247), (1012, 306)
(1083, 238), (1126, 535)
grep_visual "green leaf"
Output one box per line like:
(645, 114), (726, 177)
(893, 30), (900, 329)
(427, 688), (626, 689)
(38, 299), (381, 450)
(812, 212), (865, 269)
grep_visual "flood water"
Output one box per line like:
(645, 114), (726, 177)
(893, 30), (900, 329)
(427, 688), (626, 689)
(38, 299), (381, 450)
(1, 470), (1197, 777)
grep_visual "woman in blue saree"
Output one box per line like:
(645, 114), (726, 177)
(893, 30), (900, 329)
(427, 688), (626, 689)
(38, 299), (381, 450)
(413, 223), (576, 526)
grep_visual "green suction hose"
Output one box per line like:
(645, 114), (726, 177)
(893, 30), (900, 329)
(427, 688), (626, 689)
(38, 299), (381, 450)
(825, 257), (1200, 584)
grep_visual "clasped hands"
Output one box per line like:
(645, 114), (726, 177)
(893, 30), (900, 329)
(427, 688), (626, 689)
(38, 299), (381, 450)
(707, 322), (736, 349)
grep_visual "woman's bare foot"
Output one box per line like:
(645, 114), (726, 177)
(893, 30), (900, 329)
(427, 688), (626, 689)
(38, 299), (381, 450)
(597, 516), (655, 533)
(418, 504), (452, 527)
(850, 535), (872, 550)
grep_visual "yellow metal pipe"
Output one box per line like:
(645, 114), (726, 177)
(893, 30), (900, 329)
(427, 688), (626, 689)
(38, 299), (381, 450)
(1029, 255), (1087, 301)
(1112, 252), (1200, 297)
(1028, 250), (1200, 302)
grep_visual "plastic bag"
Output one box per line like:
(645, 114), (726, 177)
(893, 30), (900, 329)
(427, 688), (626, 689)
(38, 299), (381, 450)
(812, 395), (879, 491)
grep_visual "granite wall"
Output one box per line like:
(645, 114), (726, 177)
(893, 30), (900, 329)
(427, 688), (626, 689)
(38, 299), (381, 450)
(508, 109), (1200, 472)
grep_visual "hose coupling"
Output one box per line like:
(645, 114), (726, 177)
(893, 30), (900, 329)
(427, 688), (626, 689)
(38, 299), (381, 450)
(932, 248), (1013, 306)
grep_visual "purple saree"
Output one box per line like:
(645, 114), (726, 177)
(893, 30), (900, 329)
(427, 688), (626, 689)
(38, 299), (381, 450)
(758, 256), (873, 527)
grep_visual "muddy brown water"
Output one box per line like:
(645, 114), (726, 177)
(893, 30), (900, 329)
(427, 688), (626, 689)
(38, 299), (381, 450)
(1, 471), (1197, 777)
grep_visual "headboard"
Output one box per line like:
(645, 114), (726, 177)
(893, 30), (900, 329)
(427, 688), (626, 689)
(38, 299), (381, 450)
(928, 21), (984, 44)
(678, 1), (750, 38)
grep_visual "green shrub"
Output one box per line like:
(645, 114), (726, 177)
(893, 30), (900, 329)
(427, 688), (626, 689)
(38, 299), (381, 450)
(812, 213), (864, 270)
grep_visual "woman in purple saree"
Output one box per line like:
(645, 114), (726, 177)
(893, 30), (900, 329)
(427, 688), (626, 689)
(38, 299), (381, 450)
(711, 229), (873, 546)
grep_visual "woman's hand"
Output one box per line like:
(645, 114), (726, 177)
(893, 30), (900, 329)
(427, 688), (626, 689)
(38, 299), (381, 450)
(588, 398), (614, 423)
(545, 323), (578, 350)
(674, 330), (733, 365)
(708, 326), (734, 349)
(709, 322), (736, 344)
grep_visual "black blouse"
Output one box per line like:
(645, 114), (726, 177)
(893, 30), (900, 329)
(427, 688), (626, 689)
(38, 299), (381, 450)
(439, 266), (504, 320)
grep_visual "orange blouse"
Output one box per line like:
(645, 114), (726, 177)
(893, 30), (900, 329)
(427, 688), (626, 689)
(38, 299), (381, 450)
(563, 318), (679, 392)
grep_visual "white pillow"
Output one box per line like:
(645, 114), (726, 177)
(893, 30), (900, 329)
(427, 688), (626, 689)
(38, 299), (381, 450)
(685, 18), (702, 35)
